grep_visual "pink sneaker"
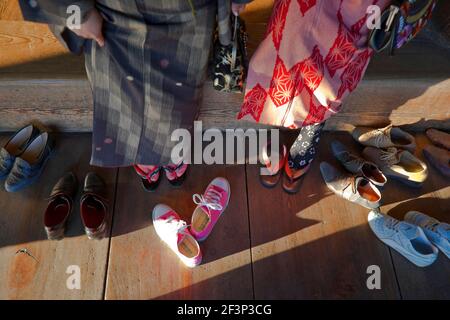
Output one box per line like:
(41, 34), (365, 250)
(152, 204), (202, 268)
(190, 177), (231, 242)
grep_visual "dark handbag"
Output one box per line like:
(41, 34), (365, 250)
(212, 15), (249, 93)
(368, 0), (436, 55)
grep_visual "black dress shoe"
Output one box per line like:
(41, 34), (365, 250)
(80, 172), (108, 239)
(0, 124), (40, 180)
(44, 172), (78, 240)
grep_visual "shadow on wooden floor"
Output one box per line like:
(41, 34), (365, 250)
(0, 131), (449, 299)
(154, 222), (449, 300)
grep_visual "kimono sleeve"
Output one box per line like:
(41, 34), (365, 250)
(19, 0), (95, 25)
(18, 0), (95, 55)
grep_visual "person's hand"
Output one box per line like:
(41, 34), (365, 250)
(70, 8), (105, 47)
(231, 2), (247, 16)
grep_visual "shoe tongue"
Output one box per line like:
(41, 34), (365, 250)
(385, 147), (401, 163)
(383, 125), (393, 135)
(398, 222), (419, 240)
(177, 232), (186, 245)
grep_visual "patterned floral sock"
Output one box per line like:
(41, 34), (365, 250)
(288, 123), (324, 170)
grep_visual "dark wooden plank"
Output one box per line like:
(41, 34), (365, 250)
(380, 134), (450, 300)
(246, 132), (401, 299)
(105, 164), (253, 300)
(0, 134), (116, 299)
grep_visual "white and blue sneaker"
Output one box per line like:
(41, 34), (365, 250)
(368, 210), (439, 267)
(405, 211), (450, 260)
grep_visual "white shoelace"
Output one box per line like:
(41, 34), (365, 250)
(380, 147), (399, 166)
(385, 216), (402, 232)
(340, 151), (367, 170)
(165, 216), (190, 237)
(384, 216), (416, 239)
(367, 126), (392, 148)
(193, 188), (223, 212)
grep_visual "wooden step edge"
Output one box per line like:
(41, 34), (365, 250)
(0, 77), (448, 132)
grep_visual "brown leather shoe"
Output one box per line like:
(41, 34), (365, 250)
(44, 172), (78, 240)
(80, 172), (108, 240)
(426, 128), (450, 150)
(423, 145), (450, 178)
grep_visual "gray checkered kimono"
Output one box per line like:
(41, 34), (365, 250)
(20, 0), (251, 167)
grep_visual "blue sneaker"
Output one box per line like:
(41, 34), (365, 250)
(405, 211), (450, 260)
(0, 125), (40, 180)
(5, 132), (53, 192)
(368, 210), (439, 267)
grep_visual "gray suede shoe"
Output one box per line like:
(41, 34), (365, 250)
(426, 128), (450, 150)
(362, 147), (428, 187)
(0, 125), (40, 180)
(423, 144), (450, 178)
(352, 125), (416, 152)
(331, 140), (387, 187)
(5, 132), (53, 192)
(320, 161), (381, 209)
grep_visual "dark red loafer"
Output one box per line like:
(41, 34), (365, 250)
(80, 172), (108, 240)
(44, 172), (78, 240)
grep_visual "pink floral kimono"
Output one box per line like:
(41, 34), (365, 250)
(238, 0), (390, 128)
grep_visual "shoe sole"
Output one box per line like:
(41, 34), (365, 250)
(372, 235), (437, 267)
(387, 174), (423, 188)
(323, 181), (380, 209)
(45, 226), (65, 241)
(259, 171), (281, 189)
(85, 220), (107, 240)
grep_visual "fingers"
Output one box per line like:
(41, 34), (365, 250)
(70, 8), (105, 47)
(94, 32), (105, 47)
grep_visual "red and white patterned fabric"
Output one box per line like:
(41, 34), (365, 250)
(238, 0), (390, 128)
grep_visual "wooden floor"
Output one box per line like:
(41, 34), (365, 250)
(0, 132), (448, 300)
